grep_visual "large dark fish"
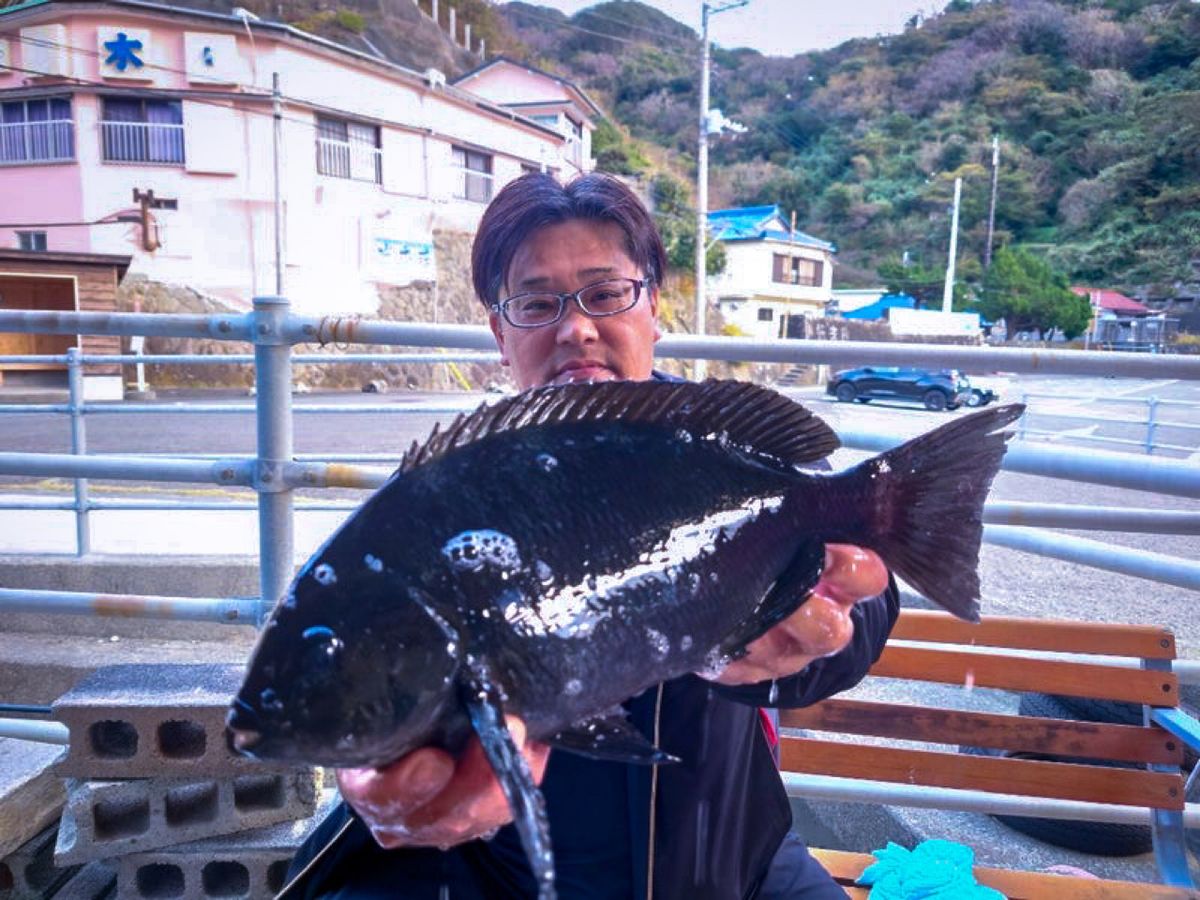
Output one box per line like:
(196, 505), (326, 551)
(228, 380), (1022, 899)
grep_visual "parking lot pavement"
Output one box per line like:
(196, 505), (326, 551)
(2, 375), (1197, 654)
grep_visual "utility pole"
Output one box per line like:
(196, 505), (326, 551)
(942, 176), (962, 314)
(984, 135), (999, 270)
(272, 72), (284, 295)
(694, 0), (747, 379)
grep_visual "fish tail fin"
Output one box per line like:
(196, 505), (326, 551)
(831, 404), (1024, 622)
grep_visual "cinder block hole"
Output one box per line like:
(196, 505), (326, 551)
(89, 719), (138, 758)
(266, 861), (289, 894)
(0, 862), (14, 892)
(201, 861), (249, 898)
(136, 863), (185, 899)
(93, 794), (151, 841)
(24, 840), (63, 891)
(164, 781), (219, 827)
(158, 720), (207, 759)
(232, 774), (285, 812)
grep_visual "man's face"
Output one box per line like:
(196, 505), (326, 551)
(488, 219), (661, 390)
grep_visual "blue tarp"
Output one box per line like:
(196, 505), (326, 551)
(841, 293), (917, 320)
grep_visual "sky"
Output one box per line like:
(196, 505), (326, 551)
(523, 1), (931, 56)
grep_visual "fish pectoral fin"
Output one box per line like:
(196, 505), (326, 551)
(719, 540), (825, 657)
(459, 667), (557, 900)
(546, 711), (678, 765)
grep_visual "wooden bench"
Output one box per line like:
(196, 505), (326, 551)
(779, 610), (1200, 898)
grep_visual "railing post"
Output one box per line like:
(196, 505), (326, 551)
(1146, 395), (1159, 456)
(1018, 391), (1028, 441)
(66, 347), (90, 556)
(252, 296), (294, 625)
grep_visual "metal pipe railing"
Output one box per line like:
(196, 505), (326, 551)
(0, 718), (69, 744)
(780, 773), (1200, 829)
(0, 587), (259, 625)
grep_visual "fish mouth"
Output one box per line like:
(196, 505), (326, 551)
(226, 698), (264, 757)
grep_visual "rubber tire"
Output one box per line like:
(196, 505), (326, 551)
(854, 397), (872, 403)
(958, 745), (1153, 856)
(922, 390), (948, 411)
(965, 389), (985, 408)
(834, 382), (857, 403)
(1038, 693), (1198, 771)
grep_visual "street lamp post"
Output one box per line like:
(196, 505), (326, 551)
(695, 0), (747, 379)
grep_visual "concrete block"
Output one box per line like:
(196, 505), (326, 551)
(48, 861), (117, 900)
(116, 791), (336, 900)
(0, 737), (66, 858)
(0, 824), (79, 900)
(55, 770), (323, 865)
(52, 664), (284, 779)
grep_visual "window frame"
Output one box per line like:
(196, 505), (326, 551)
(16, 230), (48, 251)
(771, 253), (824, 288)
(452, 145), (494, 203)
(99, 96), (185, 165)
(315, 114), (382, 184)
(0, 96), (75, 166)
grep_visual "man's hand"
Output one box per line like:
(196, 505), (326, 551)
(711, 544), (888, 686)
(337, 715), (551, 850)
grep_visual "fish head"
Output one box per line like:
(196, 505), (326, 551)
(227, 560), (462, 767)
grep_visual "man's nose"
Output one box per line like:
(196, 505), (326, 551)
(555, 300), (598, 344)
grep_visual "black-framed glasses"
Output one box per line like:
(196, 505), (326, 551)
(492, 277), (650, 329)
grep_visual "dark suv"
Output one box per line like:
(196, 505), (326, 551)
(825, 367), (969, 411)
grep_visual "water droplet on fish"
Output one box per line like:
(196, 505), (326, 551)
(535, 559), (554, 585)
(564, 678), (582, 696)
(586, 573), (598, 591)
(674, 428), (693, 444)
(646, 628), (670, 659)
(680, 635), (693, 651)
(536, 453), (558, 472)
(363, 553), (383, 573)
(446, 641), (458, 656)
(767, 680), (779, 705)
(313, 563), (336, 586)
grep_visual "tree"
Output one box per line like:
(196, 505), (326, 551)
(650, 175), (726, 276)
(976, 247), (1092, 338)
(877, 258), (970, 309)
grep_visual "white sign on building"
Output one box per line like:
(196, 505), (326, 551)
(369, 234), (437, 285)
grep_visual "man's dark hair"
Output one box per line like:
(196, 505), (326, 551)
(472, 172), (668, 309)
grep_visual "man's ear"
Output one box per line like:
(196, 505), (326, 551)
(649, 287), (662, 343)
(488, 312), (511, 366)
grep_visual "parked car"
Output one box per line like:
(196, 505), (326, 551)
(825, 366), (970, 411)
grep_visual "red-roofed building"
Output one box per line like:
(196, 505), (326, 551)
(1071, 287), (1177, 349)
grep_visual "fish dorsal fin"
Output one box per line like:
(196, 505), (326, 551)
(397, 379), (839, 474)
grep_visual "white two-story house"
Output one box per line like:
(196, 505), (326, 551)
(707, 205), (835, 339)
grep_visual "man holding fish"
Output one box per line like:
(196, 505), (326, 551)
(274, 172), (899, 899)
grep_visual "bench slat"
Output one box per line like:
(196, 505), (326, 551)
(812, 849), (1196, 899)
(872, 645), (1179, 706)
(779, 736), (1185, 810)
(781, 699), (1184, 766)
(890, 610), (1176, 659)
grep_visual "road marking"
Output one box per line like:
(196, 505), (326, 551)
(1111, 379), (1178, 397)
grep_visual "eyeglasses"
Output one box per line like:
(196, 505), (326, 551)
(492, 277), (650, 329)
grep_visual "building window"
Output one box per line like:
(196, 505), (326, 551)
(0, 97), (74, 165)
(16, 230), (48, 251)
(453, 146), (493, 203)
(101, 98), (184, 164)
(315, 116), (381, 183)
(757, 307), (774, 321)
(772, 254), (824, 287)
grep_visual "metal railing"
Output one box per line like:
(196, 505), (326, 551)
(100, 120), (185, 164)
(1, 304), (1199, 615)
(315, 136), (382, 183)
(0, 119), (75, 165)
(1016, 391), (1200, 455)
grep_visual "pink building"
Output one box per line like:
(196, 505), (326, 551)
(0, 0), (591, 353)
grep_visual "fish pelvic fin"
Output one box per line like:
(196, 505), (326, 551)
(459, 664), (556, 900)
(546, 710), (678, 765)
(831, 403), (1025, 622)
(719, 540), (825, 656)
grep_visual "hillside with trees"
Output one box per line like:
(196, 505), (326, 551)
(501, 0), (1200, 300)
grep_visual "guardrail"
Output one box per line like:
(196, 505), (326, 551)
(1016, 391), (1200, 455)
(2, 300), (1199, 625)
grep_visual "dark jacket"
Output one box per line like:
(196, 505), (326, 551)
(283, 582), (899, 900)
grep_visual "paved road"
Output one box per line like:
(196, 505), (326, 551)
(2, 374), (1197, 653)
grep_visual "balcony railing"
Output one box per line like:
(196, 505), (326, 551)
(0, 119), (75, 165)
(316, 137), (382, 183)
(101, 121), (185, 165)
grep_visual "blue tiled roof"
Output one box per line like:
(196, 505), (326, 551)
(842, 293), (916, 320)
(707, 205), (833, 251)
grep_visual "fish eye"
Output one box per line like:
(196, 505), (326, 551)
(300, 626), (344, 671)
